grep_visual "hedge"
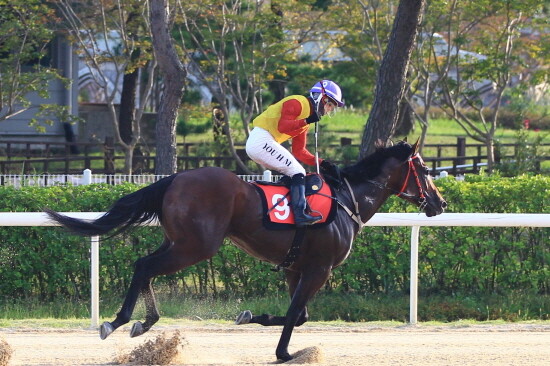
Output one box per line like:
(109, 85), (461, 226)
(0, 174), (548, 301)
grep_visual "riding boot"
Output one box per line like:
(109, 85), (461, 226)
(290, 174), (322, 227)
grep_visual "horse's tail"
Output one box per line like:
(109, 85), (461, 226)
(45, 174), (179, 237)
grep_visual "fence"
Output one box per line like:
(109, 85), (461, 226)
(1, 169), (548, 325)
(1, 211), (548, 327)
(0, 169), (277, 188)
(2, 138), (548, 175)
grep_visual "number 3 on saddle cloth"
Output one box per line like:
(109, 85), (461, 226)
(251, 174), (337, 230)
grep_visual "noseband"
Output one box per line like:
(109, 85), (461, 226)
(363, 154), (428, 207)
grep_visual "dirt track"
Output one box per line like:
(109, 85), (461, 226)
(2, 322), (550, 365)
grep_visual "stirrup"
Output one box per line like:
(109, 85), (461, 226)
(295, 211), (323, 227)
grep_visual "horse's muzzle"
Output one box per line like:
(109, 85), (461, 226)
(424, 198), (447, 217)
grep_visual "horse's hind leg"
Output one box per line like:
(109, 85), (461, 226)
(130, 241), (172, 337)
(100, 235), (221, 340)
(128, 280), (160, 338)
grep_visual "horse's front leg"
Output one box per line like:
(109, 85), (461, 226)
(275, 268), (331, 362)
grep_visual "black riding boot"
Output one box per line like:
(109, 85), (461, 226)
(290, 174), (322, 227)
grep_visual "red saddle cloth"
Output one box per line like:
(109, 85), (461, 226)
(251, 174), (337, 230)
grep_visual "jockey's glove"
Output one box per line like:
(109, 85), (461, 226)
(305, 112), (320, 124)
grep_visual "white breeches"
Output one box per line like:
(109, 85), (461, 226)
(245, 127), (305, 176)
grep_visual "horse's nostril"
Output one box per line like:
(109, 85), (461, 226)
(441, 201), (448, 209)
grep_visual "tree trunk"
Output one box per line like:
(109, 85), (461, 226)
(486, 138), (495, 173)
(394, 98), (415, 136)
(150, 0), (186, 175)
(119, 53), (140, 145)
(359, 0), (425, 158)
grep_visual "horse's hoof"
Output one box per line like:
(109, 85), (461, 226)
(99, 322), (114, 340)
(130, 321), (144, 338)
(235, 310), (253, 325)
(276, 352), (292, 362)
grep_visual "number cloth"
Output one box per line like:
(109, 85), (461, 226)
(252, 177), (336, 230)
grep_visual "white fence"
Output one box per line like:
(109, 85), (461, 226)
(0, 169), (279, 187)
(1, 212), (548, 327)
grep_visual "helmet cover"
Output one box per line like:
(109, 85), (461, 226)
(309, 80), (344, 107)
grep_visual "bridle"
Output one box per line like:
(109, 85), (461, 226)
(333, 153), (431, 229)
(395, 154), (428, 210)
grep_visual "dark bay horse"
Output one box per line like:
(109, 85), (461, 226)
(45, 140), (446, 362)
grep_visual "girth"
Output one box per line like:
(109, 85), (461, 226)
(272, 227), (306, 272)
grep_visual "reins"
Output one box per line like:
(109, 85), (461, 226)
(326, 154), (428, 228)
(367, 154), (427, 204)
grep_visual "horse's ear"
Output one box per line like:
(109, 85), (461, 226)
(403, 137), (408, 142)
(411, 138), (420, 154)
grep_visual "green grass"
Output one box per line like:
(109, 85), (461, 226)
(2, 291), (549, 324)
(323, 112), (547, 145)
(2, 317), (549, 330)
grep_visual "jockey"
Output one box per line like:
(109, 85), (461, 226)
(246, 80), (344, 227)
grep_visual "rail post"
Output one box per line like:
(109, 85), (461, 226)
(263, 170), (272, 182)
(90, 236), (100, 328)
(409, 226), (420, 324)
(82, 169), (92, 185)
(82, 169), (99, 328)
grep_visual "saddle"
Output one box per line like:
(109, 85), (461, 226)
(252, 173), (336, 230)
(254, 174), (324, 196)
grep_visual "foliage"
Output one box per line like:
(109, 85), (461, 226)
(0, 175), (548, 308)
(496, 129), (549, 175)
(175, 0), (303, 128)
(402, 0), (549, 172)
(0, 0), (68, 123)
(53, 0), (156, 174)
(176, 104), (211, 141)
(284, 62), (374, 110)
(418, 174), (549, 295)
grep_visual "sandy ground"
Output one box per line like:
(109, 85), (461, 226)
(2, 322), (550, 365)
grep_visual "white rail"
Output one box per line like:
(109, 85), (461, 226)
(0, 169), (281, 187)
(1, 212), (548, 327)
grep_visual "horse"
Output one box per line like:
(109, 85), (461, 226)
(45, 140), (446, 362)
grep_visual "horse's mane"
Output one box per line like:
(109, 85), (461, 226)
(340, 141), (413, 183)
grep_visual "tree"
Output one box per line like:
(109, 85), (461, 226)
(359, 0), (426, 158)
(433, 0), (548, 172)
(150, 0), (186, 175)
(404, 0), (493, 151)
(54, 0), (156, 174)
(175, 0), (321, 173)
(0, 0), (71, 126)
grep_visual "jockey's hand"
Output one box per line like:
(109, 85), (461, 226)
(320, 160), (342, 189)
(305, 113), (320, 124)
